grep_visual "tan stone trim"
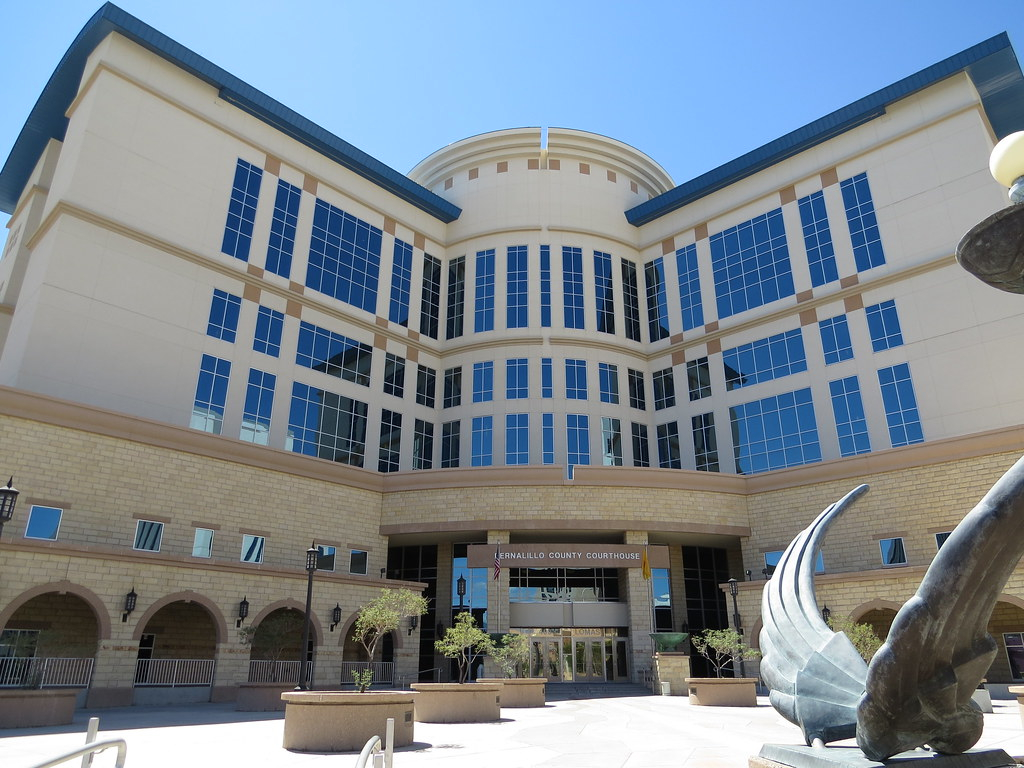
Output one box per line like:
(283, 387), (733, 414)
(799, 308), (818, 326)
(414, 233), (426, 251)
(661, 238), (675, 255)
(779, 186), (796, 205)
(243, 283), (261, 303)
(381, 465), (566, 492)
(375, 316), (389, 328)
(23, 498), (70, 510)
(497, 161), (508, 174)
(671, 350), (686, 366)
(0, 387), (386, 493)
(796, 289), (814, 303)
(264, 155), (281, 177)
(133, 513), (171, 524)
(527, 159), (539, 170)
(631, 181), (639, 193)
(406, 347), (419, 363)
(383, 217), (396, 235)
(840, 275), (860, 288)
(468, 168), (479, 180)
(874, 531), (909, 541)
(0, 303), (13, 317)
(380, 518), (751, 537)
(579, 163), (590, 175)
(549, 159), (560, 170)
(694, 223), (709, 241)
(286, 299), (302, 318)
(607, 170), (616, 182)
(820, 168), (839, 187)
(246, 264), (264, 280)
(191, 521), (221, 530)
(302, 174), (318, 195)
(0, 580), (112, 640)
(374, 334), (387, 350)
(444, 177), (453, 190)
(844, 294), (864, 312)
(707, 338), (722, 355)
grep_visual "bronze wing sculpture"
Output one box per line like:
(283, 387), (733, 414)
(760, 454), (1024, 760)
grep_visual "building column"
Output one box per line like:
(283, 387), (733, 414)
(211, 641), (250, 701)
(624, 531), (655, 685)
(86, 639), (139, 707)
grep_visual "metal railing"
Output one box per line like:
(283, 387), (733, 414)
(134, 658), (215, 687)
(0, 657), (94, 688)
(28, 716), (126, 768)
(340, 661), (394, 686)
(355, 717), (393, 768)
(247, 659), (314, 683)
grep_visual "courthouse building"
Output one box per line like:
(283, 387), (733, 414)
(2, 3), (1024, 705)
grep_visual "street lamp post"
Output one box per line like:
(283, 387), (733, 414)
(0, 477), (20, 539)
(296, 543), (318, 690)
(456, 574), (467, 611)
(728, 578), (745, 678)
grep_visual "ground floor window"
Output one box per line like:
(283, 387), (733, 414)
(1005, 633), (1024, 680)
(516, 628), (628, 682)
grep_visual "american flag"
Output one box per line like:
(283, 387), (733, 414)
(493, 546), (501, 580)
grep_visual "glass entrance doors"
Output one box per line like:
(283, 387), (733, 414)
(525, 629), (628, 682)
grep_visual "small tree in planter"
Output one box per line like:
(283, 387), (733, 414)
(435, 613), (493, 683)
(826, 615), (882, 663)
(691, 628), (761, 678)
(490, 633), (531, 678)
(351, 588), (428, 692)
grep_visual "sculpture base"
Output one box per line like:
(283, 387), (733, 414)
(755, 745), (1016, 768)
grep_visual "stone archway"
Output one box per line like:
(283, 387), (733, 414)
(986, 598), (1024, 683)
(1, 587), (101, 688)
(132, 598), (219, 702)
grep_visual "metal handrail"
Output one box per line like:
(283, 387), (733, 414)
(27, 738), (127, 768)
(355, 735), (381, 768)
(355, 717), (393, 768)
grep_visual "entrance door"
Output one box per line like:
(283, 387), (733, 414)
(530, 639), (562, 681)
(572, 638), (605, 682)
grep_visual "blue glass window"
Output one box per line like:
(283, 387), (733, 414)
(507, 246), (528, 329)
(506, 358), (529, 399)
(542, 413), (555, 465)
(378, 409), (402, 473)
(541, 358), (553, 398)
(307, 199), (381, 313)
(645, 257), (670, 342)
(25, 505), (62, 540)
(241, 368), (275, 445)
(628, 368), (646, 410)
(675, 244), (704, 331)
(653, 368), (676, 410)
(819, 315), (854, 365)
(567, 414), (590, 473)
(878, 363), (923, 447)
(540, 246), (552, 328)
(266, 179), (300, 278)
(880, 537), (907, 566)
(565, 359), (587, 400)
(599, 362), (619, 404)
(710, 209), (794, 319)
(865, 300), (904, 352)
(416, 365), (436, 408)
(723, 329), (807, 390)
(631, 422), (650, 467)
(594, 251), (615, 334)
(383, 353), (405, 397)
(413, 419), (434, 470)
(657, 422), (681, 468)
(207, 289), (241, 342)
(474, 249), (496, 333)
(472, 361), (494, 402)
(622, 259), (642, 342)
(563, 247), (585, 329)
(254, 306), (284, 357)
(389, 239), (413, 327)
(420, 254), (441, 340)
(829, 376), (871, 457)
(841, 173), (886, 272)
(288, 381), (367, 466)
(191, 354), (230, 434)
(446, 255), (465, 339)
(296, 321), (372, 386)
(506, 413), (529, 465)
(601, 417), (622, 466)
(471, 415), (493, 466)
(730, 388), (822, 474)
(692, 412), (719, 472)
(443, 367), (462, 408)
(441, 420), (460, 468)
(687, 358), (711, 400)
(798, 191), (838, 287)
(221, 159), (262, 261)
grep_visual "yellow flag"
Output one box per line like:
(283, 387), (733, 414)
(641, 547), (652, 580)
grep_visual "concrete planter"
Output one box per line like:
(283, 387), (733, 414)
(281, 690), (415, 752)
(236, 682), (294, 711)
(685, 677), (758, 707)
(477, 677), (547, 707)
(1008, 685), (1024, 727)
(0, 689), (77, 728)
(410, 682), (502, 722)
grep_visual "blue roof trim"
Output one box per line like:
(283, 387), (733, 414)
(626, 33), (1024, 227)
(0, 3), (461, 222)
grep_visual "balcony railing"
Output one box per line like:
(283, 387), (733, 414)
(0, 657), (94, 688)
(134, 658), (215, 687)
(247, 660), (314, 684)
(340, 661), (394, 687)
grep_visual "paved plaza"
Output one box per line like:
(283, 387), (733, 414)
(3, 690), (1024, 768)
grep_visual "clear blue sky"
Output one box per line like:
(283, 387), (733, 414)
(1, 1), (1022, 231)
